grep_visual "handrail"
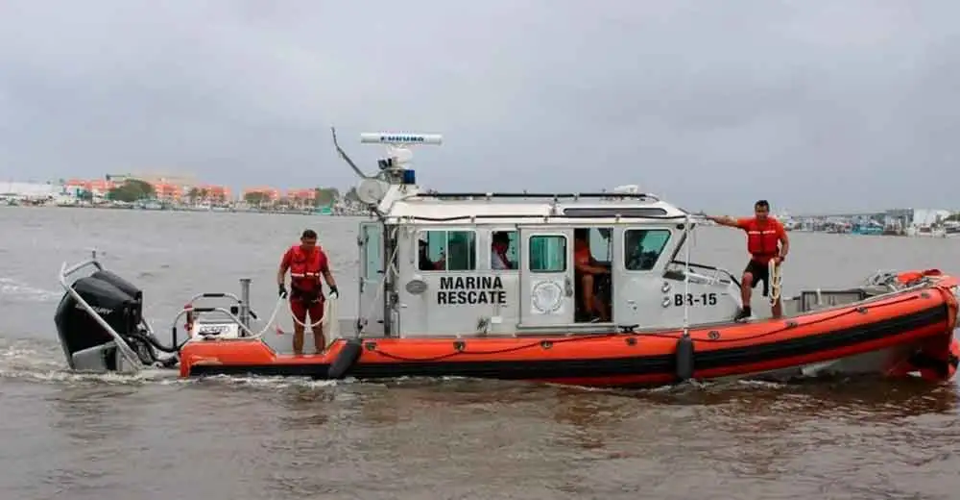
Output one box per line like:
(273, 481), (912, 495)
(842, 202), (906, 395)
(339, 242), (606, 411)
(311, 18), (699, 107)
(62, 257), (103, 277)
(172, 307), (258, 338)
(414, 191), (662, 202)
(667, 260), (741, 289)
(391, 213), (692, 223)
(57, 254), (143, 370)
(681, 215), (692, 337)
(173, 295), (287, 341)
(184, 292), (242, 305)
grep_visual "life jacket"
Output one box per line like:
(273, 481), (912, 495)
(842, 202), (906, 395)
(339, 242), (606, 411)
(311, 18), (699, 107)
(289, 245), (324, 291)
(744, 218), (781, 262)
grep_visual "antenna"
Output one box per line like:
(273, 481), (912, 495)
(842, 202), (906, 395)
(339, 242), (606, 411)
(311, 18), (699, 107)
(359, 132), (443, 181)
(330, 127), (443, 183)
(331, 127), (443, 209)
(612, 184), (641, 194)
(359, 133), (443, 145)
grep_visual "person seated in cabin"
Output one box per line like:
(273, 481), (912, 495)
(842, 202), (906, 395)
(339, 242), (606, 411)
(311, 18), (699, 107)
(574, 229), (610, 322)
(593, 227), (613, 293)
(418, 239), (433, 270)
(491, 232), (515, 270)
(418, 238), (443, 270)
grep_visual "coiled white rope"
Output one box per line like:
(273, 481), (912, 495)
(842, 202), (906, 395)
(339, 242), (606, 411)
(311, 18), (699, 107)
(287, 294), (333, 328)
(280, 295), (341, 347)
(768, 258), (783, 306)
(276, 293), (339, 345)
(252, 295), (286, 336)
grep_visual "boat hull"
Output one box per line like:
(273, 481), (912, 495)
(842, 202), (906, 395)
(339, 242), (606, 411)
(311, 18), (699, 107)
(179, 284), (960, 388)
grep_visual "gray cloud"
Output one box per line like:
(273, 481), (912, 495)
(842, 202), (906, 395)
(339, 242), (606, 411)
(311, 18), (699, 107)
(1, 0), (958, 213)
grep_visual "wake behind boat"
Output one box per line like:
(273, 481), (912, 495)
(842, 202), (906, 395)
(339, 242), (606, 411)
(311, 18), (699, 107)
(52, 129), (960, 388)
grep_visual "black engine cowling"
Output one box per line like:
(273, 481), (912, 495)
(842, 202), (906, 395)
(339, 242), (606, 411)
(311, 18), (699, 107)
(54, 270), (153, 370)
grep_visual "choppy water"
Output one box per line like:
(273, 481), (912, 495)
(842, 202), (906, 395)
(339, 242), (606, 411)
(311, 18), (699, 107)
(2, 206), (959, 500)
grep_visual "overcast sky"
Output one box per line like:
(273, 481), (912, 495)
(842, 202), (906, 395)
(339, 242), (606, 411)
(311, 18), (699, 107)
(1, 0), (958, 213)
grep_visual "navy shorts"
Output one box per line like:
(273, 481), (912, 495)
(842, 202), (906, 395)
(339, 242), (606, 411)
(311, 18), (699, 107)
(744, 259), (770, 297)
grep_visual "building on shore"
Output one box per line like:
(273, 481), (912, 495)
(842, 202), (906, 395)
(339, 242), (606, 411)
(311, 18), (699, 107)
(191, 185), (231, 204)
(0, 181), (67, 204)
(241, 186), (281, 207)
(4, 175), (360, 215)
(64, 178), (116, 200)
(107, 172), (201, 187)
(152, 182), (183, 202)
(285, 188), (317, 209)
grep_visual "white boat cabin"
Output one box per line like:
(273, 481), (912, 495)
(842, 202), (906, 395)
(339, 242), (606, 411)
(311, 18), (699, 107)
(338, 131), (743, 339)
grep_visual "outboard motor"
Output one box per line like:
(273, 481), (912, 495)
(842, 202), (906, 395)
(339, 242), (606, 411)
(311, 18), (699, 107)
(53, 269), (158, 372)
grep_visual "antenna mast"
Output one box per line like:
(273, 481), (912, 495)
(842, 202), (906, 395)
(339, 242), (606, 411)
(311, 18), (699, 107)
(358, 132), (443, 185)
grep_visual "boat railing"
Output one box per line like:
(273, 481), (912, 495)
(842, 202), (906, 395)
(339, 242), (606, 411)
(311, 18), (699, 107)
(182, 291), (248, 327)
(171, 307), (259, 339)
(172, 281), (288, 343)
(392, 213), (690, 223)
(413, 191), (662, 202)
(666, 260), (741, 288)
(57, 250), (143, 369)
(795, 269), (953, 314)
(861, 270), (902, 292)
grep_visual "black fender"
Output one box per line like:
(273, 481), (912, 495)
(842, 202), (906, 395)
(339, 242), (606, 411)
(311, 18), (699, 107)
(327, 338), (363, 379)
(675, 334), (695, 382)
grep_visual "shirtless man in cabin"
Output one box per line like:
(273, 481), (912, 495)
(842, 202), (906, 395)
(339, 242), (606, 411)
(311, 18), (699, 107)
(704, 200), (789, 321)
(574, 229), (610, 322)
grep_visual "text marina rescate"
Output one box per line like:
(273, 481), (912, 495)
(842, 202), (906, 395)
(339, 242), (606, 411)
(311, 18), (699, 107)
(436, 276), (507, 305)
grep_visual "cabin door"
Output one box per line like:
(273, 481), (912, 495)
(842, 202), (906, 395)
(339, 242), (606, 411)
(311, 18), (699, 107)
(518, 226), (575, 327)
(614, 225), (676, 328)
(357, 221), (384, 335)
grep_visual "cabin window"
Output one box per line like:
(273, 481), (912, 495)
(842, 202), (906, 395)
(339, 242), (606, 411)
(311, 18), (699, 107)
(418, 230), (477, 271)
(624, 229), (671, 271)
(490, 230), (518, 270)
(529, 235), (567, 272)
(361, 224), (383, 280)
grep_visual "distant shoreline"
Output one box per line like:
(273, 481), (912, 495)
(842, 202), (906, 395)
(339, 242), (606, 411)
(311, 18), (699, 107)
(0, 202), (370, 217)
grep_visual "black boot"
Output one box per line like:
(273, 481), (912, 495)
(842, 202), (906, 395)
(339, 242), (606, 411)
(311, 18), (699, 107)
(734, 306), (752, 322)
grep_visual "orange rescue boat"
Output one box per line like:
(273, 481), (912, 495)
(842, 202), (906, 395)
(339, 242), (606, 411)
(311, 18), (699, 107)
(50, 130), (960, 389)
(54, 254), (959, 388)
(176, 270), (959, 386)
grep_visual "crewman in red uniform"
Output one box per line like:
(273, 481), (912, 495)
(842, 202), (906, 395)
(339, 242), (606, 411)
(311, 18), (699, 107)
(277, 229), (339, 355)
(705, 200), (789, 321)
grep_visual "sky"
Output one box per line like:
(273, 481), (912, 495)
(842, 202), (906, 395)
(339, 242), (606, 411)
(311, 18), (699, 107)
(1, 0), (958, 214)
